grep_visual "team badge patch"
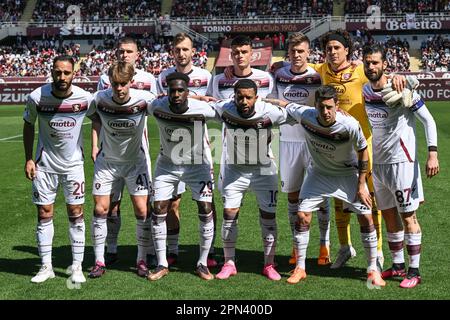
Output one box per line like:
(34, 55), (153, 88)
(192, 79), (202, 87)
(342, 73), (351, 81)
(72, 104), (81, 112)
(136, 82), (145, 89)
(95, 183), (101, 190)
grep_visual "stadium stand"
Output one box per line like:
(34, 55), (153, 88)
(0, 0), (26, 23)
(170, 0), (333, 18)
(344, 0), (450, 14)
(421, 35), (449, 71)
(31, 0), (162, 22)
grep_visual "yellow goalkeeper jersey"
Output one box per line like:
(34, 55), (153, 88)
(311, 63), (371, 139)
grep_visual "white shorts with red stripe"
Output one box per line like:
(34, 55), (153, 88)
(373, 161), (424, 213)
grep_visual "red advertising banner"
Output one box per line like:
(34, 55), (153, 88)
(215, 40), (273, 67)
(190, 23), (308, 34)
(27, 25), (155, 37)
(0, 82), (98, 105)
(346, 17), (450, 31)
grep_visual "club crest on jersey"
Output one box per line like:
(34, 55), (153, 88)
(135, 82), (145, 89)
(305, 77), (314, 84)
(72, 104), (81, 112)
(192, 79), (202, 87)
(253, 80), (261, 88)
(342, 73), (352, 81)
(95, 183), (101, 190)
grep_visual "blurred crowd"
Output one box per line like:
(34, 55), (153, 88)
(421, 35), (449, 72)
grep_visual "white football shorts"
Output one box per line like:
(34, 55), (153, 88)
(32, 167), (85, 205)
(299, 168), (371, 215)
(93, 157), (152, 197)
(153, 156), (213, 202)
(373, 161), (424, 213)
(280, 141), (311, 193)
(220, 164), (278, 213)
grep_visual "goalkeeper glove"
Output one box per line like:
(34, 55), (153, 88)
(381, 81), (402, 108)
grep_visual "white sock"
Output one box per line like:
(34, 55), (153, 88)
(222, 218), (238, 262)
(167, 231), (179, 256)
(106, 215), (121, 254)
(259, 217), (277, 265)
(387, 231), (405, 264)
(287, 202), (297, 237)
(198, 212), (214, 266)
(405, 232), (422, 269)
(136, 218), (151, 263)
(151, 213), (168, 267)
(36, 219), (54, 266)
(317, 201), (330, 247)
(360, 226), (378, 272)
(293, 225), (310, 269)
(69, 220), (85, 266)
(91, 216), (107, 264)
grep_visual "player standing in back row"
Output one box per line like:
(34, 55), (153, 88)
(23, 55), (92, 284)
(267, 32), (331, 266)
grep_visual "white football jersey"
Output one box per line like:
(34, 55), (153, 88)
(286, 104), (367, 176)
(89, 88), (156, 163)
(364, 84), (434, 164)
(23, 84), (93, 174)
(269, 65), (321, 142)
(207, 68), (274, 99)
(214, 99), (287, 166)
(98, 68), (158, 95)
(148, 97), (218, 165)
(157, 66), (212, 96)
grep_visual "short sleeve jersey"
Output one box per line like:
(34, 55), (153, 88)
(23, 84), (93, 174)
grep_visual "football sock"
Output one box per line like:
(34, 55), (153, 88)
(317, 201), (330, 247)
(91, 216), (107, 264)
(198, 212), (214, 266)
(405, 232), (422, 269)
(69, 219), (85, 266)
(335, 199), (352, 247)
(36, 219), (54, 265)
(387, 231), (405, 264)
(259, 217), (277, 265)
(106, 212), (121, 254)
(293, 224), (310, 269)
(151, 213), (168, 267)
(136, 218), (151, 263)
(222, 218), (238, 263)
(360, 225), (378, 272)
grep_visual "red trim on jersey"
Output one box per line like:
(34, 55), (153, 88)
(37, 102), (88, 114)
(400, 138), (413, 162)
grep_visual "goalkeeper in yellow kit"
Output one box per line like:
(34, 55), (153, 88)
(311, 29), (384, 269)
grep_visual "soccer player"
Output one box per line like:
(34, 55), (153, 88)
(88, 61), (156, 278)
(157, 33), (217, 268)
(282, 85), (385, 287)
(93, 36), (158, 269)
(147, 72), (218, 281)
(207, 35), (274, 99)
(214, 79), (287, 281)
(311, 30), (384, 269)
(23, 55), (92, 283)
(362, 44), (439, 288)
(267, 32), (331, 266)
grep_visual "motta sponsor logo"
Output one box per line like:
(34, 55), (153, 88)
(367, 108), (388, 123)
(385, 19), (442, 30)
(108, 119), (136, 129)
(310, 139), (336, 152)
(283, 87), (309, 101)
(165, 126), (192, 137)
(48, 117), (76, 131)
(329, 83), (346, 94)
(60, 25), (123, 36)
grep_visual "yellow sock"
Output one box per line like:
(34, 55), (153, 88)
(371, 195), (383, 252)
(335, 199), (352, 246)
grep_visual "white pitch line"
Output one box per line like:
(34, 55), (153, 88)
(0, 121), (92, 142)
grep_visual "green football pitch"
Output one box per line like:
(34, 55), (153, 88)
(0, 102), (448, 300)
